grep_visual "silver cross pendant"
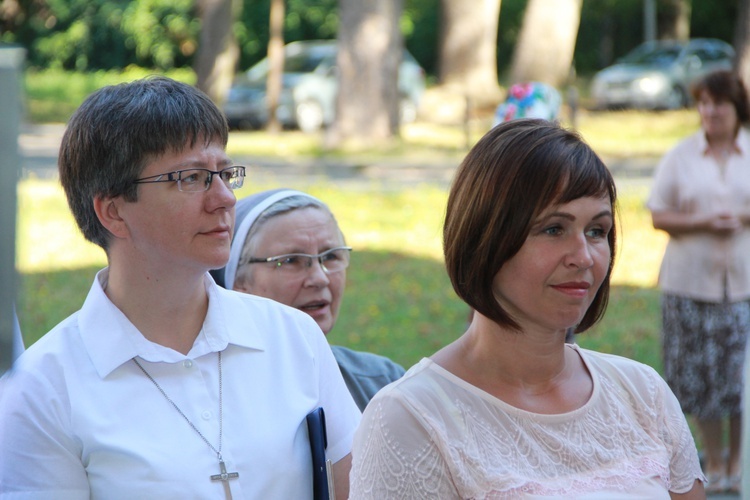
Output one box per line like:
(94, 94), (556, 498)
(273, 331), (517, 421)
(210, 459), (240, 482)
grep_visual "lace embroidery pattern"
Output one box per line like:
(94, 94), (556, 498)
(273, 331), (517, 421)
(350, 352), (702, 499)
(352, 405), (458, 497)
(440, 397), (670, 497)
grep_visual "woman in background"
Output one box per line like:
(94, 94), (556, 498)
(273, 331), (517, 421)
(648, 69), (750, 494)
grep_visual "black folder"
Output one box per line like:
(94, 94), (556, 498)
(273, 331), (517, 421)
(306, 407), (333, 500)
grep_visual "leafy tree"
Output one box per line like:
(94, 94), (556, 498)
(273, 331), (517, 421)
(574, 0), (643, 72)
(402, 0), (440, 77)
(1, 0), (741, 91)
(1, 0), (198, 71)
(234, 0), (338, 71)
(691, 0), (736, 43)
(120, 0), (198, 69)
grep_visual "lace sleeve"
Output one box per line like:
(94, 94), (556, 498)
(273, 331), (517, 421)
(656, 377), (706, 493)
(349, 390), (460, 499)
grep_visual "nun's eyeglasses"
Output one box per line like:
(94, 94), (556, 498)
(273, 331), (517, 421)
(242, 246), (352, 275)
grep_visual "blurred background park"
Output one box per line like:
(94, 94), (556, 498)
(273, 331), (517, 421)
(3, 0), (747, 378)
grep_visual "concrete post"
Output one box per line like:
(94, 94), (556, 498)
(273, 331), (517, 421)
(0, 45), (25, 374)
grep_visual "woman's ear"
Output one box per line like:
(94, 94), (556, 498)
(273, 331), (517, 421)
(93, 195), (129, 240)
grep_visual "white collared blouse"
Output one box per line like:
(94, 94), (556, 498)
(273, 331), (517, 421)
(0, 269), (361, 499)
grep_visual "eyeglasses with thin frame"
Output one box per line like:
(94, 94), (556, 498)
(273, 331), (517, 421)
(133, 166), (246, 192)
(242, 246), (352, 275)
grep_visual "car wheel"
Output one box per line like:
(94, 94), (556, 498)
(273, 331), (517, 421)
(665, 86), (686, 110)
(296, 100), (324, 133)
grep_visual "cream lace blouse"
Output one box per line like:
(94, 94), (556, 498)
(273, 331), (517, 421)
(350, 344), (704, 499)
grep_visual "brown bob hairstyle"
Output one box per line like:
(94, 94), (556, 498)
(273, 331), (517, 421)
(690, 70), (750, 124)
(443, 119), (617, 333)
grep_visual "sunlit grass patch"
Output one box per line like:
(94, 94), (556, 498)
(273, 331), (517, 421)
(18, 177), (665, 363)
(574, 108), (700, 158)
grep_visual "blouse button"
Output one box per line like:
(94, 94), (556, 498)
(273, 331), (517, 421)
(202, 410), (212, 420)
(183, 360), (193, 369)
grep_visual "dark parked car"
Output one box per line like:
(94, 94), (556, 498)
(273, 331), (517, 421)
(590, 38), (735, 110)
(224, 40), (426, 132)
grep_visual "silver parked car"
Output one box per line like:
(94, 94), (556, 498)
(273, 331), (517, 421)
(590, 38), (735, 110)
(224, 40), (426, 132)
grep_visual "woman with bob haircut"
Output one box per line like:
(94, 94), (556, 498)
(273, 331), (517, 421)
(349, 119), (706, 499)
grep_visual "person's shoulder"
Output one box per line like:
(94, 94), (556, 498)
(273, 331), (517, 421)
(367, 358), (450, 405)
(330, 345), (403, 370)
(576, 346), (669, 407)
(4, 311), (83, 387)
(737, 126), (750, 150)
(576, 346), (661, 382)
(18, 312), (82, 358)
(362, 358), (478, 432)
(331, 345), (406, 377)
(657, 130), (701, 163)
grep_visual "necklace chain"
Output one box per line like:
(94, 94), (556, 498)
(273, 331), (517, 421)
(133, 351), (224, 460)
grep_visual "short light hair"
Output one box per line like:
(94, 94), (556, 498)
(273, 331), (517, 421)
(443, 119), (617, 333)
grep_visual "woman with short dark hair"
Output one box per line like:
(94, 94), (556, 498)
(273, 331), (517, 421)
(350, 119), (705, 499)
(0, 77), (361, 499)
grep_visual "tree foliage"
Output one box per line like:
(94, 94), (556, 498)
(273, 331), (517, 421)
(234, 0), (338, 71)
(0, 0), (740, 76)
(1, 0), (198, 70)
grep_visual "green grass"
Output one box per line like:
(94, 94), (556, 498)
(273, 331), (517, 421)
(17, 178), (664, 370)
(24, 67), (196, 123)
(575, 108), (700, 159)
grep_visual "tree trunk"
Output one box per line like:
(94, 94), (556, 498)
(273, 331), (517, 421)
(266, 0), (285, 133)
(437, 0), (502, 107)
(194, 0), (240, 105)
(659, 0), (691, 41)
(326, 0), (403, 148)
(735, 0), (750, 85)
(509, 0), (582, 88)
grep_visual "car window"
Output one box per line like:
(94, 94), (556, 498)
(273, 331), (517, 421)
(621, 46), (681, 65)
(246, 59), (269, 81)
(284, 52), (329, 73)
(699, 47), (730, 62)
